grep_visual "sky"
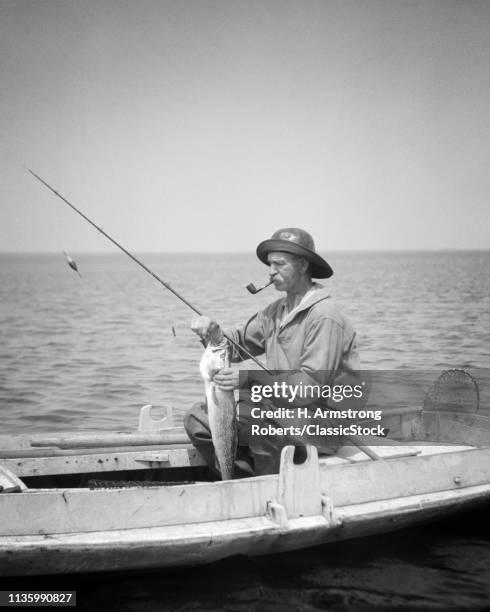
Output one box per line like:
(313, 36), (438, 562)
(1, 0), (489, 252)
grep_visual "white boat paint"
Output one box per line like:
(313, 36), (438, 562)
(1, 406), (489, 576)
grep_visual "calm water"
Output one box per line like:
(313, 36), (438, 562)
(1, 251), (490, 609)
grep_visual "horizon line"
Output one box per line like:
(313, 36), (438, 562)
(1, 248), (489, 255)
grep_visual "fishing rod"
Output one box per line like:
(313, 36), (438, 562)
(26, 168), (272, 374)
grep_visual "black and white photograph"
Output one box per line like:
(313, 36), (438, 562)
(1, 1), (489, 610)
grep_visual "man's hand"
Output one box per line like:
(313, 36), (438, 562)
(213, 367), (240, 391)
(191, 316), (224, 344)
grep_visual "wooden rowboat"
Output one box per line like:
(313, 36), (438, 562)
(1, 398), (490, 576)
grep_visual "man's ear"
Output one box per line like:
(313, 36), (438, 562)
(299, 257), (310, 274)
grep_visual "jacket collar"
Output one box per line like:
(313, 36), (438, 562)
(278, 283), (330, 329)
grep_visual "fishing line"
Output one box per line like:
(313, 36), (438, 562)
(27, 168), (272, 375)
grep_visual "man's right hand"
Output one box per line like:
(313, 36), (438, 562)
(191, 316), (224, 345)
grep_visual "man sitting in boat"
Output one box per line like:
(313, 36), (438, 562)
(185, 228), (360, 476)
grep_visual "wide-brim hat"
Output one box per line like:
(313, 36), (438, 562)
(256, 228), (333, 279)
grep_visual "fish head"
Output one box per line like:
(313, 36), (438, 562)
(199, 339), (229, 380)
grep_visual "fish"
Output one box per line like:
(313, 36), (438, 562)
(200, 338), (237, 480)
(63, 251), (82, 277)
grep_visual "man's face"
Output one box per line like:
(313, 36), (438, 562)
(267, 251), (306, 292)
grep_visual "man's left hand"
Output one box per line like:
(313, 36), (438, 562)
(213, 368), (240, 391)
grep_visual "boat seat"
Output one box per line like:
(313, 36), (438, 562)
(327, 438), (421, 463)
(0, 466), (27, 493)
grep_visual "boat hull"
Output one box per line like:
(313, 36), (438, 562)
(1, 484), (489, 576)
(2, 407), (490, 576)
